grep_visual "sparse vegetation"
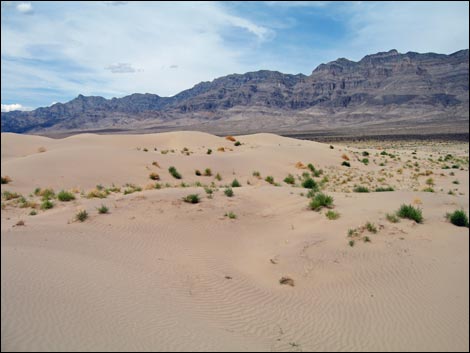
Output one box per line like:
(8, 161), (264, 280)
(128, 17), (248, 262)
(265, 176), (274, 184)
(168, 166), (182, 179)
(97, 204), (109, 214)
(325, 210), (340, 220)
(207, 148), (212, 155)
(195, 170), (202, 176)
(40, 199), (54, 210)
(341, 161), (351, 167)
(309, 193), (334, 211)
(234, 141), (241, 146)
(252, 171), (261, 178)
(183, 194), (200, 204)
(215, 173), (222, 181)
(225, 211), (237, 219)
(447, 210), (469, 227)
(231, 179), (241, 187)
(302, 177), (318, 190)
(353, 186), (370, 193)
(349, 240), (355, 247)
(86, 188), (108, 198)
(224, 188), (234, 197)
(386, 213), (400, 223)
(2, 191), (21, 201)
(397, 204), (423, 223)
(76, 210), (88, 222)
(204, 168), (212, 177)
(284, 174), (295, 185)
(365, 222), (377, 233)
(375, 186), (394, 192)
(29, 210), (37, 216)
(57, 190), (75, 202)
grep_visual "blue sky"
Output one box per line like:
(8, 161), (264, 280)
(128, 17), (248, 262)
(1, 1), (469, 111)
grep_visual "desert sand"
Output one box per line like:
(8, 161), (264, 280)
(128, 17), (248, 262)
(1, 131), (469, 351)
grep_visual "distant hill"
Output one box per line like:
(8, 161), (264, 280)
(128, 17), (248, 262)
(2, 49), (468, 136)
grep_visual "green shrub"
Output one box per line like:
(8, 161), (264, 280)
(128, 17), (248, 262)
(204, 168), (212, 177)
(231, 179), (241, 187)
(207, 149), (212, 155)
(38, 188), (55, 200)
(252, 171), (261, 178)
(362, 151), (369, 156)
(225, 211), (237, 219)
(307, 163), (315, 172)
(353, 186), (369, 193)
(447, 210), (469, 227)
(215, 173), (222, 181)
(341, 161), (350, 167)
(349, 240), (355, 247)
(265, 176), (274, 184)
(363, 236), (371, 243)
(40, 199), (54, 210)
(362, 158), (369, 165)
(422, 187), (434, 192)
(302, 177), (318, 190)
(365, 222), (377, 233)
(97, 204), (109, 214)
(2, 191), (21, 201)
(284, 174), (295, 185)
(183, 194), (200, 204)
(325, 210), (340, 220)
(309, 193), (334, 211)
(234, 141), (241, 146)
(397, 204), (423, 223)
(29, 210), (37, 216)
(375, 186), (395, 192)
(76, 210), (88, 222)
(57, 190), (75, 202)
(224, 188), (234, 197)
(168, 166), (182, 179)
(195, 170), (202, 176)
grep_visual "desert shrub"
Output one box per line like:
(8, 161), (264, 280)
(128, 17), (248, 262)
(302, 177), (318, 190)
(362, 158), (369, 165)
(425, 177), (435, 186)
(341, 154), (349, 161)
(207, 148), (212, 155)
(215, 173), (222, 181)
(37, 146), (46, 153)
(284, 174), (295, 185)
(224, 188), (234, 197)
(97, 204), (109, 214)
(168, 166), (182, 179)
(195, 170), (202, 176)
(307, 163), (316, 172)
(1, 176), (12, 184)
(149, 172), (160, 180)
(143, 148), (148, 152)
(204, 168), (212, 176)
(341, 161), (351, 167)
(76, 210), (88, 222)
(325, 210), (340, 220)
(183, 194), (200, 204)
(365, 222), (377, 233)
(309, 193), (334, 211)
(452, 180), (460, 185)
(38, 188), (55, 200)
(252, 171), (261, 178)
(2, 191), (21, 201)
(87, 189), (108, 198)
(363, 236), (371, 243)
(380, 151), (388, 156)
(386, 213), (399, 223)
(362, 151), (369, 156)
(353, 186), (370, 193)
(265, 176), (274, 184)
(447, 210), (469, 227)
(312, 169), (322, 177)
(375, 186), (394, 192)
(57, 190), (75, 202)
(234, 141), (241, 146)
(231, 179), (241, 187)
(29, 210), (37, 216)
(225, 211), (237, 219)
(225, 136), (236, 142)
(40, 199), (54, 210)
(204, 187), (213, 195)
(329, 145), (334, 149)
(422, 187), (434, 192)
(397, 204), (423, 223)
(349, 240), (355, 247)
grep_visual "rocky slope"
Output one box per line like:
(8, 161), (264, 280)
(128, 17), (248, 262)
(1, 49), (468, 135)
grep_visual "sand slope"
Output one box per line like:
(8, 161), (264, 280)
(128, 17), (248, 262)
(1, 132), (469, 351)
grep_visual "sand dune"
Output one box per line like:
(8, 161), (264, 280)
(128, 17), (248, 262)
(1, 132), (469, 351)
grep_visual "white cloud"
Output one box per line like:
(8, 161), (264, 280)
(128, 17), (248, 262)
(1, 103), (31, 112)
(103, 1), (128, 5)
(16, 2), (33, 14)
(105, 63), (137, 74)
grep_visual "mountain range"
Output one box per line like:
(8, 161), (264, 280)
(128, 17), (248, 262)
(1, 49), (468, 136)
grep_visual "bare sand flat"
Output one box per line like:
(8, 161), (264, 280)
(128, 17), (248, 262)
(1, 132), (469, 351)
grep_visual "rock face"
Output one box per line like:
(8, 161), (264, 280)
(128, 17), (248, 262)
(1, 49), (468, 135)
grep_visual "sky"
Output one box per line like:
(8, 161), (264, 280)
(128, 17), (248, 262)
(1, 1), (469, 112)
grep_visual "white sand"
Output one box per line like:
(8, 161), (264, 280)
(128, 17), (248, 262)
(1, 132), (469, 351)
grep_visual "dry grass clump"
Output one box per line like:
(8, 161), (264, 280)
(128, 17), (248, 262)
(341, 154), (350, 161)
(225, 136), (236, 142)
(295, 161), (307, 169)
(152, 161), (161, 168)
(217, 147), (225, 152)
(86, 188), (109, 199)
(279, 276), (295, 287)
(149, 172), (160, 180)
(1, 176), (12, 184)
